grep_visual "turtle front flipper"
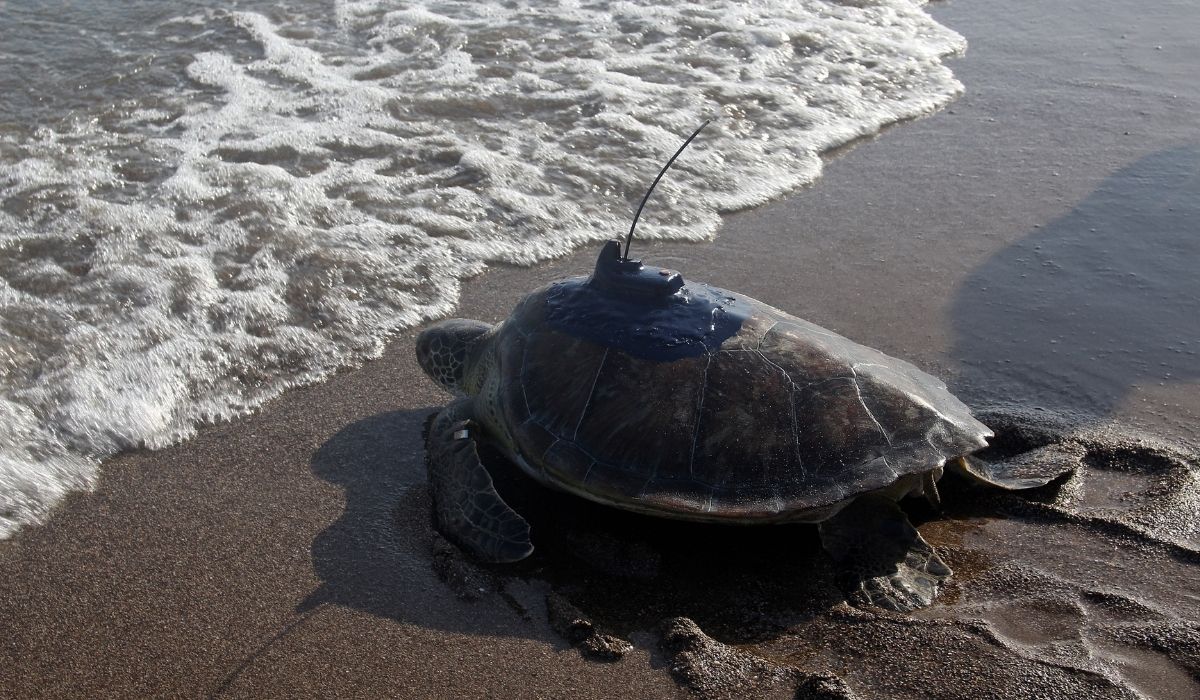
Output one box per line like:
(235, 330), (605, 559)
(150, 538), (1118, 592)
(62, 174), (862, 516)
(425, 398), (533, 563)
(818, 494), (951, 612)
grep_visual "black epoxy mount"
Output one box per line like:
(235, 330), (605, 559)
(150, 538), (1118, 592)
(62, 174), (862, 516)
(543, 121), (746, 360)
(544, 240), (751, 361)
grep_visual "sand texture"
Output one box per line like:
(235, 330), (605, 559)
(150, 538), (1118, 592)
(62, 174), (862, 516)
(3, 0), (1200, 697)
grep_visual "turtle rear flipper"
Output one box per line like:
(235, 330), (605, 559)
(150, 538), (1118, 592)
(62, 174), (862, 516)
(949, 444), (1079, 491)
(818, 494), (951, 612)
(426, 399), (533, 563)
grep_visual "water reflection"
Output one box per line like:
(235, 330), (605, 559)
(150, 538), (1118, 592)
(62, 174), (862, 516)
(953, 146), (1200, 416)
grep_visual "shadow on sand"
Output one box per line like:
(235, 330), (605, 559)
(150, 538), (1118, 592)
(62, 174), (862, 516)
(300, 408), (459, 625)
(303, 406), (849, 643)
(952, 145), (1200, 416)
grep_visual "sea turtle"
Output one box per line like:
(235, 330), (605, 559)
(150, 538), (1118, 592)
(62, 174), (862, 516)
(415, 126), (1069, 611)
(416, 238), (1075, 610)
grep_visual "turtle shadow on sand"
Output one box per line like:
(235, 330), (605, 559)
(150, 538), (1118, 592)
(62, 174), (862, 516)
(301, 405), (844, 638)
(301, 407), (496, 631)
(951, 145), (1200, 417)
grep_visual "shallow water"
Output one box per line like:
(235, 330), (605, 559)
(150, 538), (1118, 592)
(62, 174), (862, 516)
(0, 0), (966, 537)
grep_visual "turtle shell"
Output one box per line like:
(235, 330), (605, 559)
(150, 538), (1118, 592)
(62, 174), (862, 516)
(478, 273), (991, 522)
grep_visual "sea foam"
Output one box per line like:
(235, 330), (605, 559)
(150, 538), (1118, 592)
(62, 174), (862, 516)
(0, 0), (965, 537)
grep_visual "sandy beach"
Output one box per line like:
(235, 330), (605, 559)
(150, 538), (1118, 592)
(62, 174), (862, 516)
(3, 0), (1199, 697)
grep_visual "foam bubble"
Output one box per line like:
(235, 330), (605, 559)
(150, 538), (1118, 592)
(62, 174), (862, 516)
(0, 0), (965, 538)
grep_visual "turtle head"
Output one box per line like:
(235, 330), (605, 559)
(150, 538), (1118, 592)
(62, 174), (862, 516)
(416, 319), (493, 394)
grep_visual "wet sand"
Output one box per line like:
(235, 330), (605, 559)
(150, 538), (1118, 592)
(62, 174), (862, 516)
(3, 0), (1200, 697)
